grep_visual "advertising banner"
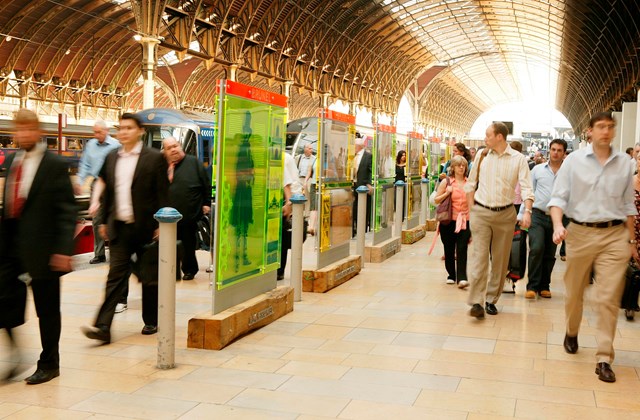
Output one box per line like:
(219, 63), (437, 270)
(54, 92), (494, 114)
(214, 80), (286, 290)
(406, 132), (424, 223)
(373, 124), (396, 233)
(317, 109), (355, 258)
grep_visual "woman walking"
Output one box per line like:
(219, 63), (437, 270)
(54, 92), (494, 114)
(434, 155), (471, 288)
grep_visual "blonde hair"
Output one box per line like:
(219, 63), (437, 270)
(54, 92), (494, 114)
(14, 109), (40, 126)
(447, 155), (468, 176)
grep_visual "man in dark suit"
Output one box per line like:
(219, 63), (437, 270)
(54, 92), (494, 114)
(352, 134), (372, 235)
(0, 109), (76, 384)
(82, 113), (169, 343)
(162, 137), (210, 280)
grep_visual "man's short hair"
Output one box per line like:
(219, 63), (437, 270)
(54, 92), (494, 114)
(588, 111), (615, 128)
(550, 139), (568, 152)
(626, 147), (634, 156)
(510, 141), (523, 153)
(490, 122), (509, 140)
(94, 120), (108, 129)
(14, 109), (40, 126)
(120, 112), (143, 128)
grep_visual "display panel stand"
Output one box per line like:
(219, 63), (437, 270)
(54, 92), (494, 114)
(188, 80), (292, 349)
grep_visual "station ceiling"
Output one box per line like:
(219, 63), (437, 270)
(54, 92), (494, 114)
(0, 0), (638, 134)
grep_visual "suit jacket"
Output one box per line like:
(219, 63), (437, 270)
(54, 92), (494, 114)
(100, 145), (169, 243)
(0, 151), (77, 278)
(168, 155), (211, 223)
(355, 150), (373, 188)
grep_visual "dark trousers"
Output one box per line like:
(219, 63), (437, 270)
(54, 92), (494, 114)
(32, 276), (61, 370)
(95, 223), (157, 330)
(278, 216), (292, 277)
(177, 220), (198, 276)
(440, 222), (471, 282)
(526, 210), (557, 292)
(352, 190), (371, 236)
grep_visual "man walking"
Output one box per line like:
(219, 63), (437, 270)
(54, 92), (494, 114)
(352, 134), (372, 235)
(163, 137), (210, 280)
(523, 139), (567, 299)
(75, 121), (119, 264)
(82, 113), (168, 343)
(465, 122), (534, 318)
(0, 109), (76, 384)
(550, 112), (637, 383)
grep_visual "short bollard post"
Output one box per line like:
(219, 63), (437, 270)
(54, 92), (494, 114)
(394, 180), (405, 238)
(420, 178), (428, 225)
(290, 193), (306, 302)
(153, 207), (182, 369)
(356, 185), (369, 266)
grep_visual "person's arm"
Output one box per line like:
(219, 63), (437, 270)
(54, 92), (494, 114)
(464, 153), (481, 209)
(517, 157), (534, 228)
(434, 177), (450, 204)
(549, 161), (571, 244)
(197, 160), (211, 214)
(51, 158), (78, 272)
(75, 142), (91, 194)
(283, 184), (292, 217)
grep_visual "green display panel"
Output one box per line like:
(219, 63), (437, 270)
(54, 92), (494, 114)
(319, 109), (355, 253)
(214, 80), (287, 290)
(373, 124), (396, 232)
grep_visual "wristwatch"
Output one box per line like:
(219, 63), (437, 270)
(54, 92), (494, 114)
(629, 239), (637, 244)
(524, 208), (533, 214)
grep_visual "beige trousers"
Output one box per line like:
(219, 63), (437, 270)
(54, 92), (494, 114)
(467, 205), (517, 306)
(564, 222), (628, 364)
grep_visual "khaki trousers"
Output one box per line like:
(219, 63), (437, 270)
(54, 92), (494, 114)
(564, 222), (628, 364)
(467, 205), (516, 306)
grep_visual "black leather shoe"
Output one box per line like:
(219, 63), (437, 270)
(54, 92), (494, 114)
(469, 303), (485, 319)
(141, 325), (158, 335)
(25, 368), (59, 385)
(595, 362), (616, 383)
(563, 334), (578, 354)
(89, 256), (106, 264)
(485, 302), (498, 315)
(81, 326), (111, 344)
(182, 273), (195, 280)
(277, 274), (284, 281)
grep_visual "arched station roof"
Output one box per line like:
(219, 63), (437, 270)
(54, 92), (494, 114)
(0, 0), (638, 134)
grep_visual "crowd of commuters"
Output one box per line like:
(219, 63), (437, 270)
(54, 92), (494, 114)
(431, 113), (638, 383)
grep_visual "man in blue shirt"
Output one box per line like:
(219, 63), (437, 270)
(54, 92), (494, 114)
(550, 112), (638, 383)
(75, 121), (119, 264)
(522, 139), (567, 299)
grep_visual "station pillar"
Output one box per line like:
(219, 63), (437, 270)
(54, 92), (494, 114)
(141, 37), (160, 110)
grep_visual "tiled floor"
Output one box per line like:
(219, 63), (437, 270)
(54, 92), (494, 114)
(2, 231), (640, 419)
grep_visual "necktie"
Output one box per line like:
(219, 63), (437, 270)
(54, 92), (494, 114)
(167, 162), (175, 183)
(11, 160), (25, 218)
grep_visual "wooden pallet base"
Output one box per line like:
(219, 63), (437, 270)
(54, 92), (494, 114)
(425, 219), (438, 231)
(302, 255), (362, 293)
(187, 286), (294, 350)
(402, 224), (426, 244)
(365, 236), (402, 263)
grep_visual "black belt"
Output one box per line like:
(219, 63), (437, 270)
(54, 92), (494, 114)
(570, 219), (624, 228)
(474, 201), (514, 212)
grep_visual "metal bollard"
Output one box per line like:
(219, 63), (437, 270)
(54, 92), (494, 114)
(153, 207), (182, 370)
(394, 180), (405, 238)
(290, 193), (306, 302)
(356, 185), (369, 266)
(420, 178), (428, 225)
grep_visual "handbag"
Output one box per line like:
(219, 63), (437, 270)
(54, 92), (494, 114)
(435, 177), (453, 225)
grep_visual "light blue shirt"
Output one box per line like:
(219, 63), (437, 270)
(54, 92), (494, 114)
(548, 144), (635, 222)
(77, 135), (120, 185)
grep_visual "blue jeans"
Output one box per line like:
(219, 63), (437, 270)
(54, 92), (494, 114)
(527, 210), (557, 292)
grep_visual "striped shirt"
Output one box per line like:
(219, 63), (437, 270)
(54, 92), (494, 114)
(464, 145), (534, 207)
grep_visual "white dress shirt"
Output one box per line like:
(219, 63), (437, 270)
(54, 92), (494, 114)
(114, 141), (142, 223)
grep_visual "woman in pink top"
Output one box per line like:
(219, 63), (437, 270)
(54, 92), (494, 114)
(434, 155), (471, 289)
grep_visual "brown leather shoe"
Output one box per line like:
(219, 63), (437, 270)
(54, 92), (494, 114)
(563, 334), (578, 354)
(595, 362), (616, 383)
(539, 290), (552, 298)
(469, 303), (485, 319)
(525, 290), (536, 299)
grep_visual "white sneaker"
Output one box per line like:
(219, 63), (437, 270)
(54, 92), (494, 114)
(458, 280), (469, 289)
(115, 303), (127, 313)
(446, 279), (456, 285)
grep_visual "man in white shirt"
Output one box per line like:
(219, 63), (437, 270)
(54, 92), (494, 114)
(464, 122), (533, 319)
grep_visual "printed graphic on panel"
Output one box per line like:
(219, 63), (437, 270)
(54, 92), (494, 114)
(215, 80), (286, 289)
